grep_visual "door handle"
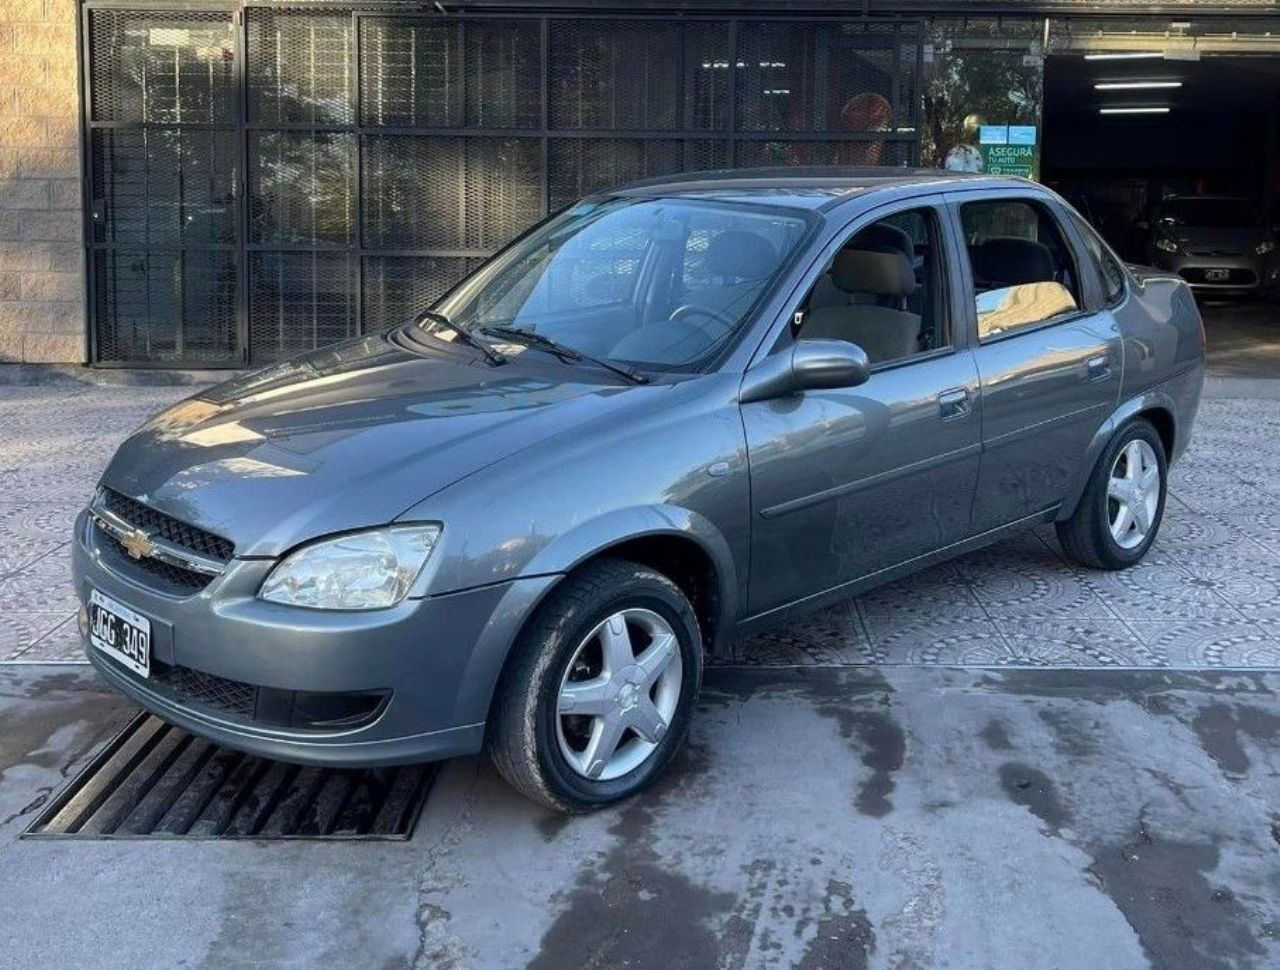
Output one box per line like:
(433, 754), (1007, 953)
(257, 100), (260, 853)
(1086, 354), (1112, 381)
(937, 387), (971, 420)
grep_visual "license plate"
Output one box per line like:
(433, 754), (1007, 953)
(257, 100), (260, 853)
(89, 588), (151, 678)
(1204, 268), (1230, 282)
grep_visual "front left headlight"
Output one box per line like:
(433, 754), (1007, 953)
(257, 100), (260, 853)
(1154, 237), (1180, 255)
(260, 525), (441, 611)
(1255, 240), (1276, 256)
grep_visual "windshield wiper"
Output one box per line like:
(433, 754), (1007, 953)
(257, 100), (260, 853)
(411, 311), (506, 366)
(478, 325), (649, 385)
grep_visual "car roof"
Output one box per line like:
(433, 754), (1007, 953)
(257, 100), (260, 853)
(608, 166), (1037, 212)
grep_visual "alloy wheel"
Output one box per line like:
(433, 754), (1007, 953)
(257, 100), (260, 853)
(1107, 439), (1160, 550)
(555, 608), (684, 782)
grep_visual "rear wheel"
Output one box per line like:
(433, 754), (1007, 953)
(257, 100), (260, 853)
(487, 558), (703, 813)
(1057, 418), (1167, 570)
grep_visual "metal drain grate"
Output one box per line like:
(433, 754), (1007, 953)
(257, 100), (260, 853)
(25, 715), (434, 840)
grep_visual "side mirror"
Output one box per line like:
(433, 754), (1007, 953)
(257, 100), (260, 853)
(1134, 220), (1150, 233)
(740, 339), (871, 404)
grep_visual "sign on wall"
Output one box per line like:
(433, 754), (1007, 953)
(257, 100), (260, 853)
(978, 124), (1038, 179)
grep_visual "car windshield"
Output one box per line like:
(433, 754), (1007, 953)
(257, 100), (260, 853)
(1160, 198), (1260, 229)
(434, 197), (813, 372)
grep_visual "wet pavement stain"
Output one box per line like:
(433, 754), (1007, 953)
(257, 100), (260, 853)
(529, 740), (736, 970)
(846, 711), (905, 819)
(979, 718), (1014, 751)
(1191, 702), (1280, 777)
(1089, 820), (1267, 970)
(998, 763), (1070, 833)
(795, 880), (874, 970)
(1037, 708), (1102, 758)
(527, 801), (737, 970)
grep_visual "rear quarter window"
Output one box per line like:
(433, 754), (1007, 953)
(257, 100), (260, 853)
(1069, 212), (1128, 306)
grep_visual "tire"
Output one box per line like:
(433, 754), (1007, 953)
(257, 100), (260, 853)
(486, 558), (703, 813)
(1057, 418), (1168, 570)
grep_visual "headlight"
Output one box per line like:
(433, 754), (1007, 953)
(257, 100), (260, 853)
(260, 525), (441, 610)
(1154, 237), (1180, 254)
(1255, 240), (1276, 255)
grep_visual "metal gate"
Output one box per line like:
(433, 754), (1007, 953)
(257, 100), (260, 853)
(83, 4), (924, 367)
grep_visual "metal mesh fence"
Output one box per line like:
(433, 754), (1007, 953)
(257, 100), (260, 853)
(85, 8), (923, 366)
(94, 249), (238, 364)
(247, 8), (354, 125)
(362, 255), (485, 334)
(89, 10), (236, 125)
(360, 18), (542, 129)
(362, 135), (542, 250)
(248, 252), (358, 364)
(249, 131), (356, 247)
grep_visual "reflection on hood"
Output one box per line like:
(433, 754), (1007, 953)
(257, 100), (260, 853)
(106, 330), (656, 557)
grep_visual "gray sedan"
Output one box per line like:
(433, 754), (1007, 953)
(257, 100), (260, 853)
(73, 169), (1205, 811)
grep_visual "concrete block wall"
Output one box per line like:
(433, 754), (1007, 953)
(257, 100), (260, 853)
(0, 0), (85, 363)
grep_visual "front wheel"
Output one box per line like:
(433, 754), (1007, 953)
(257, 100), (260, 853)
(1057, 418), (1168, 570)
(486, 558), (703, 813)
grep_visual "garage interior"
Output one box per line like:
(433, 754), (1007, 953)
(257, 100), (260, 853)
(1042, 25), (1280, 379)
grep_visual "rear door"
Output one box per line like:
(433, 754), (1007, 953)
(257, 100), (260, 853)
(947, 191), (1123, 533)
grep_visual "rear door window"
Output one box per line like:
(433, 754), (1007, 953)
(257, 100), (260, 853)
(959, 198), (1083, 341)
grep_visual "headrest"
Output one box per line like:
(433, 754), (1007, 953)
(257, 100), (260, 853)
(851, 222), (914, 261)
(971, 237), (1055, 286)
(830, 247), (916, 298)
(705, 231), (778, 280)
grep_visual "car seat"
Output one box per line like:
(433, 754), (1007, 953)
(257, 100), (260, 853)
(802, 248), (920, 363)
(969, 237), (1055, 290)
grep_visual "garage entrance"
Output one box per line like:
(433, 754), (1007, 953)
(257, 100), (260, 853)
(1041, 19), (1280, 379)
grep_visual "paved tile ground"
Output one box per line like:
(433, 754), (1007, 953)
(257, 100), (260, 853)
(2, 381), (1278, 668)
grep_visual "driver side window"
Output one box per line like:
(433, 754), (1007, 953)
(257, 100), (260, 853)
(796, 207), (949, 367)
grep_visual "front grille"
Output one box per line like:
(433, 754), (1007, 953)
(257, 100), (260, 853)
(151, 661), (258, 718)
(95, 524), (212, 594)
(102, 489), (235, 562)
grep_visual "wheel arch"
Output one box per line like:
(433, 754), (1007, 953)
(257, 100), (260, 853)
(1058, 393), (1178, 522)
(456, 507), (740, 732)
(524, 506), (740, 655)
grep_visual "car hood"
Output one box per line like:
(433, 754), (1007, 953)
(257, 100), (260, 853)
(100, 334), (649, 558)
(1160, 225), (1269, 254)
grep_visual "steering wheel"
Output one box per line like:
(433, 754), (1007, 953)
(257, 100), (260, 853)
(667, 303), (738, 339)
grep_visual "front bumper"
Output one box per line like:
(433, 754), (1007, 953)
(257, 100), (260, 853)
(72, 510), (558, 767)
(1152, 251), (1279, 295)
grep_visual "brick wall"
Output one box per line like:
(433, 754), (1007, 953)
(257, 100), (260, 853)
(0, 0), (84, 363)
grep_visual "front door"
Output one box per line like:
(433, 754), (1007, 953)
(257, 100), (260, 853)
(741, 203), (982, 617)
(950, 193), (1123, 532)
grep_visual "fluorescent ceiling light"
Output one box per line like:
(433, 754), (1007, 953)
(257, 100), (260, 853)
(1094, 81), (1183, 90)
(1099, 106), (1171, 114)
(1085, 52), (1165, 60)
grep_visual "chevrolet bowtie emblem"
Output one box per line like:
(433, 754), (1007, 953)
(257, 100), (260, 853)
(119, 528), (155, 560)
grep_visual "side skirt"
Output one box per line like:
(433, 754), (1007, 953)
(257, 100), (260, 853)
(731, 506), (1059, 641)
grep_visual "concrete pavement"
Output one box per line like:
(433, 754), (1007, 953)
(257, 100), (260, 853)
(1, 663), (1277, 969)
